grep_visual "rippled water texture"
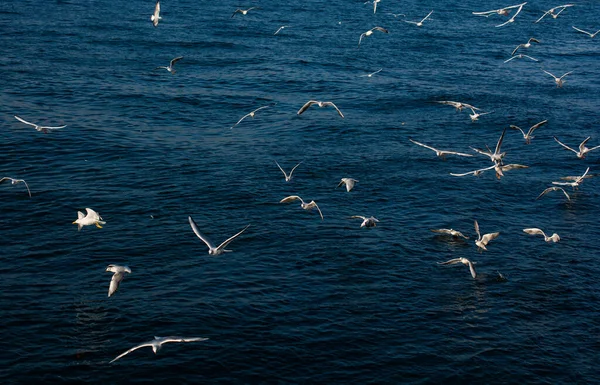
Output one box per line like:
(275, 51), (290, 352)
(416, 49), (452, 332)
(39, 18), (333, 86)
(1, 0), (599, 383)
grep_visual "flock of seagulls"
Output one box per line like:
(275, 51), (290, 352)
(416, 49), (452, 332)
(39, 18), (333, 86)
(4, 0), (598, 366)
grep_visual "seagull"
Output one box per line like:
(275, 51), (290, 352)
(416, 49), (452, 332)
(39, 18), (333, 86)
(360, 68), (383, 77)
(151, 0), (161, 27)
(387, 13), (406, 18)
(156, 57), (183, 74)
(409, 138), (473, 159)
(472, 2), (526, 17)
(351, 216), (379, 228)
(274, 25), (290, 35)
(438, 257), (477, 279)
(449, 165), (496, 177)
(468, 107), (493, 121)
(430, 228), (469, 239)
(536, 186), (571, 201)
(504, 54), (539, 63)
(554, 136), (599, 159)
(535, 4), (574, 23)
(495, 2), (526, 27)
(0, 177), (31, 198)
(523, 228), (560, 243)
(471, 128), (507, 165)
(106, 265), (131, 297)
(73, 208), (106, 231)
(435, 101), (480, 112)
(511, 37), (540, 56)
(572, 26), (600, 38)
(275, 161), (302, 182)
(110, 336), (209, 363)
(358, 26), (389, 46)
(280, 195), (323, 220)
(230, 105), (271, 129)
(188, 216), (250, 255)
(372, 0), (380, 14)
(14, 115), (66, 134)
(474, 220), (500, 252)
(510, 120), (548, 144)
(404, 10), (433, 27)
(297, 100), (344, 118)
(542, 70), (573, 88)
(552, 167), (590, 190)
(337, 178), (359, 192)
(232, 7), (259, 18)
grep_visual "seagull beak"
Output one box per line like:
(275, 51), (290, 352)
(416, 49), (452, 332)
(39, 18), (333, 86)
(95, 222), (103, 228)
(72, 220), (78, 224)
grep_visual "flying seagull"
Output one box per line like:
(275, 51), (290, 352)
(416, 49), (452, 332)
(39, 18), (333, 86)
(156, 57), (183, 74)
(151, 1), (161, 27)
(73, 208), (106, 231)
(188, 216), (249, 255)
(275, 161), (302, 182)
(360, 68), (383, 78)
(552, 167), (590, 190)
(350, 216), (379, 228)
(536, 186), (571, 201)
(468, 107), (493, 121)
(535, 4), (574, 23)
(504, 54), (539, 63)
(471, 128), (507, 165)
(337, 178), (358, 192)
(438, 257), (477, 279)
(230, 105), (272, 129)
(110, 336), (209, 363)
(495, 2), (526, 27)
(280, 195), (323, 220)
(472, 2), (527, 17)
(358, 26), (389, 46)
(297, 100), (344, 118)
(510, 120), (548, 144)
(409, 138), (473, 159)
(274, 25), (290, 35)
(572, 26), (600, 38)
(14, 115), (66, 133)
(511, 37), (540, 56)
(435, 101), (481, 112)
(553, 136), (599, 159)
(232, 7), (259, 18)
(106, 265), (131, 297)
(474, 220), (500, 252)
(523, 228), (560, 243)
(431, 228), (469, 239)
(0, 177), (31, 198)
(542, 70), (573, 88)
(404, 10), (433, 27)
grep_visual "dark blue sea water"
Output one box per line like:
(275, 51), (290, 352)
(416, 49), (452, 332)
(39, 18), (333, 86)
(1, 0), (599, 383)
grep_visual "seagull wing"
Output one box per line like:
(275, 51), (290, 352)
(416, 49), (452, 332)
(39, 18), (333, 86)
(523, 228), (545, 236)
(470, 147), (493, 157)
(421, 10), (433, 23)
(535, 10), (551, 23)
(511, 44), (523, 56)
(528, 120), (548, 135)
(409, 139), (438, 153)
(323, 102), (344, 118)
(297, 101), (317, 115)
(351, 215), (367, 220)
(280, 195), (303, 204)
(274, 161), (289, 179)
(572, 26), (591, 36)
(543, 70), (557, 80)
(108, 272), (124, 297)
(188, 216), (216, 249)
(373, 26), (389, 33)
(554, 136), (578, 153)
(232, 113), (251, 128)
(466, 259), (477, 278)
(577, 167), (591, 183)
(231, 9), (241, 18)
(559, 71), (573, 80)
(510, 125), (526, 137)
(438, 258), (462, 265)
(481, 232), (500, 246)
(216, 224), (250, 251)
(444, 150), (473, 157)
(110, 342), (154, 363)
(160, 336), (209, 344)
(495, 127), (507, 156)
(14, 115), (36, 127)
(170, 57), (183, 67)
(19, 179), (32, 198)
(312, 202), (324, 220)
(288, 162), (302, 178)
(474, 220), (481, 239)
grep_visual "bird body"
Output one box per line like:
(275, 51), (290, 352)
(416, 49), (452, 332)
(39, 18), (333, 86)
(438, 257), (477, 279)
(280, 195), (323, 220)
(404, 10), (433, 27)
(474, 220), (500, 252)
(188, 216), (249, 255)
(106, 265), (131, 297)
(351, 216), (379, 228)
(156, 57), (183, 74)
(337, 178), (358, 192)
(151, 1), (161, 27)
(73, 208), (105, 231)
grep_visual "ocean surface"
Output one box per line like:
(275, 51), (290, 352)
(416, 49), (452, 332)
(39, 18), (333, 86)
(1, 0), (599, 383)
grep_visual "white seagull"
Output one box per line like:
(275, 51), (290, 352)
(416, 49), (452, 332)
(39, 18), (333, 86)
(280, 195), (323, 220)
(275, 161), (302, 182)
(474, 220), (500, 252)
(337, 178), (359, 192)
(471, 128), (507, 165)
(358, 26), (389, 46)
(360, 68), (383, 78)
(14, 115), (66, 134)
(450, 165), (496, 177)
(572, 26), (600, 38)
(468, 107), (493, 121)
(472, 2), (526, 17)
(297, 100), (344, 118)
(156, 57), (183, 74)
(73, 208), (105, 231)
(230, 105), (271, 129)
(404, 10), (433, 27)
(542, 70), (573, 88)
(106, 265), (131, 297)
(409, 138), (473, 159)
(536, 186), (571, 201)
(435, 101), (480, 112)
(188, 216), (250, 255)
(0, 177), (31, 198)
(511, 37), (540, 56)
(351, 216), (379, 228)
(554, 136), (599, 159)
(438, 257), (477, 279)
(151, 1), (161, 27)
(110, 336), (209, 363)
(430, 228), (469, 239)
(496, 2), (526, 27)
(535, 4), (574, 23)
(372, 0), (381, 14)
(504, 54), (539, 63)
(274, 25), (290, 35)
(510, 120), (548, 144)
(552, 167), (590, 190)
(523, 228), (560, 243)
(232, 7), (259, 18)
